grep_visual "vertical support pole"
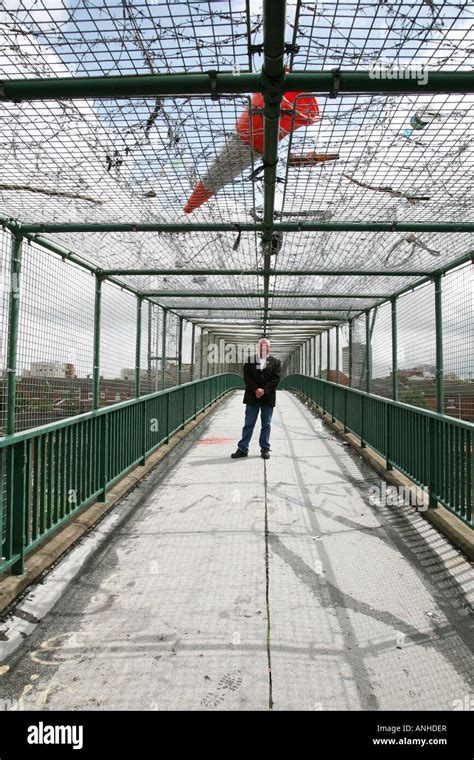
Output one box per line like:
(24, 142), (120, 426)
(391, 297), (398, 401)
(154, 303), (160, 392)
(92, 274), (102, 410)
(219, 338), (224, 375)
(11, 440), (27, 575)
(348, 319), (353, 387)
(308, 338), (312, 377)
(365, 311), (371, 394)
(6, 233), (24, 575)
(319, 333), (322, 378)
(335, 325), (340, 384)
(326, 329), (331, 381)
(177, 315), (183, 386)
(434, 275), (444, 414)
(190, 322), (196, 381)
(135, 295), (142, 398)
(98, 413), (108, 502)
(207, 332), (212, 378)
(200, 327), (204, 379)
(161, 307), (167, 390)
(6, 233), (22, 435)
(147, 299), (152, 389)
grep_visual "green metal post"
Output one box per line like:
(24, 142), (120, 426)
(261, 0), (286, 334)
(161, 307), (168, 390)
(92, 274), (103, 410)
(391, 298), (398, 400)
(348, 319), (353, 387)
(200, 328), (204, 379)
(11, 441), (28, 575)
(6, 233), (25, 575)
(208, 332), (213, 377)
(434, 275), (444, 413)
(327, 329), (331, 380)
(177, 316), (183, 385)
(365, 311), (371, 394)
(319, 333), (322, 378)
(336, 325), (340, 383)
(190, 322), (196, 381)
(147, 300), (152, 388)
(135, 295), (143, 398)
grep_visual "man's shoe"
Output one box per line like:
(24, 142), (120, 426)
(231, 449), (248, 459)
(261, 450), (270, 460)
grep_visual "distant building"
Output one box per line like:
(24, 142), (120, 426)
(326, 370), (349, 386)
(23, 361), (76, 379)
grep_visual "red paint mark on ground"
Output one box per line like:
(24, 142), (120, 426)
(198, 437), (235, 445)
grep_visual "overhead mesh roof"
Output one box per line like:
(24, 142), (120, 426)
(0, 0), (472, 355)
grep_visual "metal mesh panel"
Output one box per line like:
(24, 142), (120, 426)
(351, 314), (368, 390)
(442, 262), (474, 422)
(396, 281), (436, 408)
(16, 243), (95, 432)
(162, 311), (177, 389)
(320, 331), (328, 378)
(339, 324), (349, 385)
(99, 281), (137, 404)
(371, 302), (393, 399)
(139, 299), (157, 396)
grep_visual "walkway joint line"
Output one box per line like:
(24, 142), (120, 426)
(264, 459), (273, 711)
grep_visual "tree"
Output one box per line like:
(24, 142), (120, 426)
(399, 388), (429, 409)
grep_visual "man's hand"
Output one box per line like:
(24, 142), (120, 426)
(255, 388), (264, 399)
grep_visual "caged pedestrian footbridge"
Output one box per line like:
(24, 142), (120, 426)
(0, 0), (473, 712)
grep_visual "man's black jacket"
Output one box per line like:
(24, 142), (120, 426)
(243, 355), (281, 407)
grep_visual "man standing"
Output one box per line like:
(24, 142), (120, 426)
(231, 338), (281, 460)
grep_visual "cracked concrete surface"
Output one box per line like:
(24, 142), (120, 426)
(0, 390), (472, 711)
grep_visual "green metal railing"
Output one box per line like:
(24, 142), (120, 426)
(280, 374), (473, 529)
(0, 373), (244, 576)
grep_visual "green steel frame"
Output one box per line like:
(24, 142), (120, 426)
(2, 221), (474, 234)
(0, 70), (472, 102)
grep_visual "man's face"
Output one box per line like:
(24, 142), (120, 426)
(259, 339), (270, 358)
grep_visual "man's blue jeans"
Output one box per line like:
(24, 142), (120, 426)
(238, 403), (274, 454)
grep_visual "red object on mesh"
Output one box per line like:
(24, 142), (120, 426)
(184, 181), (214, 215)
(184, 90), (319, 213)
(236, 91), (319, 153)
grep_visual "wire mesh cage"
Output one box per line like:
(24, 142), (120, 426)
(0, 0), (472, 430)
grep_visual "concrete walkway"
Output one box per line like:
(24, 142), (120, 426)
(0, 390), (472, 710)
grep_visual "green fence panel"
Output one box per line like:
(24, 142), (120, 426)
(0, 373), (244, 575)
(281, 374), (473, 528)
